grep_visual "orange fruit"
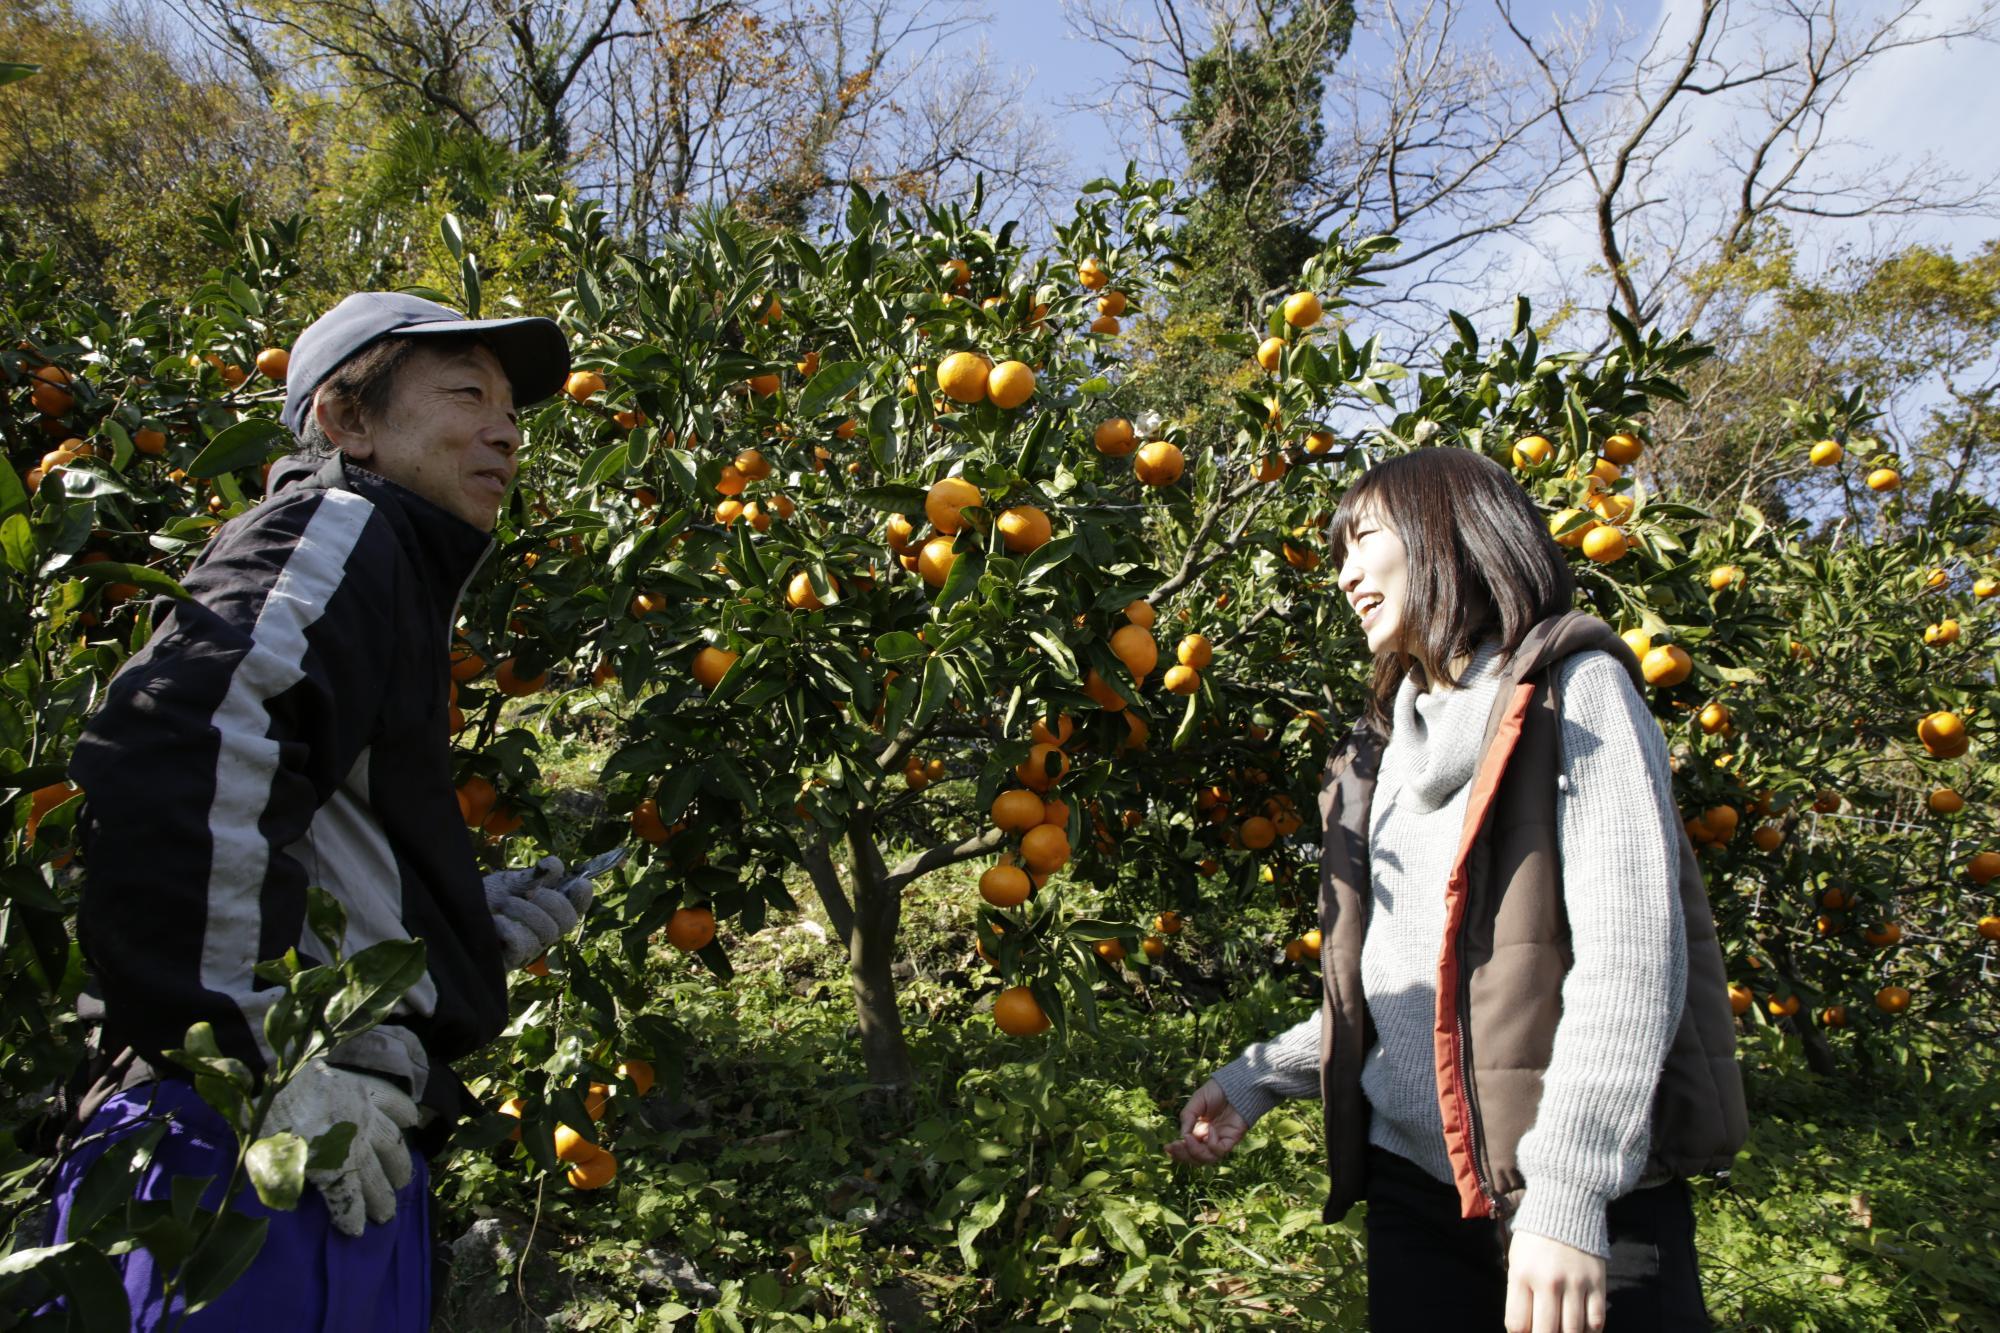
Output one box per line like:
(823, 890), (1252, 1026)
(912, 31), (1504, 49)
(1511, 435), (1551, 468)
(785, 571), (827, 611)
(1766, 994), (1801, 1018)
(631, 798), (672, 844)
(1977, 915), (2000, 941)
(1163, 664), (1200, 696)
(1865, 467), (1900, 492)
(745, 373), (780, 397)
(30, 380), (74, 415)
(667, 907), (716, 952)
(1698, 702), (1731, 734)
(1928, 788), (1963, 814)
(1819, 1005), (1846, 1028)
(1109, 624), (1158, 683)
(23, 782), (79, 843)
(1141, 935), (1166, 960)
(987, 360), (1036, 408)
(1282, 291), (1322, 327)
(1093, 418), (1136, 456)
(1642, 645), (1692, 687)
(1240, 816), (1277, 850)
(1094, 938), (1126, 964)
(613, 408), (648, 431)
(1097, 289), (1128, 317)
(885, 514), (918, 550)
(924, 476), (983, 533)
(1751, 824), (1783, 852)
(1581, 526), (1628, 563)
(1089, 313), (1122, 335)
(132, 427), (167, 456)
(937, 351), (993, 404)
(992, 789), (1048, 834)
(997, 505), (1052, 553)
(918, 535), (958, 588)
(691, 646), (739, 690)
(1808, 439), (1843, 466)
(1974, 576), (1997, 598)
(1134, 441), (1184, 487)
(1176, 634), (1214, 669)
(583, 1081), (611, 1121)
(1967, 850), (2000, 884)
(1030, 713), (1075, 746)
(1727, 983), (1752, 1016)
(1708, 565), (1743, 592)
(734, 447), (772, 481)
(255, 347), (290, 381)
(1602, 432), (1643, 465)
(1123, 600), (1155, 628)
(565, 370), (605, 402)
(483, 804), (523, 838)
(630, 591), (668, 618)
(617, 1058), (655, 1096)
(1304, 428), (1334, 454)
(1917, 710), (1969, 758)
(1077, 257), (1109, 290)
(1084, 668), (1127, 712)
(1154, 911), (1184, 936)
(715, 464), (747, 497)
(1256, 337), (1285, 372)
(993, 986), (1051, 1035)
(979, 863), (1032, 908)
(1924, 620), (1960, 646)
(1549, 508), (1597, 547)
(567, 1151), (617, 1190)
(553, 1123), (602, 1164)
(1874, 985), (1910, 1014)
(1021, 823), (1072, 873)
(456, 775), (498, 827)
(494, 658), (546, 696)
(1016, 743), (1070, 793)
(498, 1096), (526, 1140)
(1862, 922), (1902, 948)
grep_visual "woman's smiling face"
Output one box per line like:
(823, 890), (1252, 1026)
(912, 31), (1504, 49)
(1337, 502), (1411, 655)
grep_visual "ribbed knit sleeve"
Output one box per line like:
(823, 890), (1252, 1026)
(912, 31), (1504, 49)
(1509, 651), (1687, 1258)
(1211, 1011), (1322, 1127)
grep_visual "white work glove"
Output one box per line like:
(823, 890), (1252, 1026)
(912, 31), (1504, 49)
(482, 855), (595, 969)
(263, 1059), (420, 1238)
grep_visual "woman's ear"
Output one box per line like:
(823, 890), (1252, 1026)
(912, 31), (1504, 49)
(313, 391), (374, 462)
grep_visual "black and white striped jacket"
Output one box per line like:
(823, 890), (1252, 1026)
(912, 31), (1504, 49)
(71, 453), (510, 1123)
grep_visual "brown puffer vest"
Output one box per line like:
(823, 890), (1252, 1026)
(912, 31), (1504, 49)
(1314, 611), (1748, 1223)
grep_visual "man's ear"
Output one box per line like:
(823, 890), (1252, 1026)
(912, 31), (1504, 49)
(313, 390), (374, 461)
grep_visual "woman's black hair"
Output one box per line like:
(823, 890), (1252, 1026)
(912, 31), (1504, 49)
(1329, 446), (1575, 721)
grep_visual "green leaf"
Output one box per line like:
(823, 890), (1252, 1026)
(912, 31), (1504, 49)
(0, 514), (32, 575)
(68, 560), (188, 600)
(189, 419), (288, 479)
(873, 631), (926, 662)
(0, 63), (41, 86)
(797, 361), (867, 419)
(460, 256), (482, 319)
(852, 485), (925, 514)
(1026, 625), (1076, 675)
(913, 654), (951, 729)
(439, 213), (465, 261)
(0, 1243), (128, 1328)
(244, 1132), (308, 1210)
(0, 454), (25, 518)
(323, 938), (427, 1037)
(932, 546), (984, 615)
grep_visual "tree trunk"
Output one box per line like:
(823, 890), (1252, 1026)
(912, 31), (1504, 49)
(845, 825), (913, 1090)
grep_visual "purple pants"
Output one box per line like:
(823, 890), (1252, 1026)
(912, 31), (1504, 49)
(44, 1079), (431, 1331)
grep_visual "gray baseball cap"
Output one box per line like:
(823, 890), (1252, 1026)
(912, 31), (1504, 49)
(280, 291), (571, 434)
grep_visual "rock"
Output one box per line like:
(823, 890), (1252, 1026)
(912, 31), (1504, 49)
(634, 1249), (719, 1304)
(439, 1216), (554, 1329)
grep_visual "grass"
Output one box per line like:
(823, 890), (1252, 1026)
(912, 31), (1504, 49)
(431, 853), (2000, 1331)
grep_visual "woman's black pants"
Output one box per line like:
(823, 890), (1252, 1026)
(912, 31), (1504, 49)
(1363, 1146), (1711, 1331)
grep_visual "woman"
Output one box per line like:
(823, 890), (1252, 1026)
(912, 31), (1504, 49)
(1166, 448), (1745, 1332)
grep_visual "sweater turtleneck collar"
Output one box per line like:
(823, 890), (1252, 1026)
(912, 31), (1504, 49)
(1388, 637), (1508, 813)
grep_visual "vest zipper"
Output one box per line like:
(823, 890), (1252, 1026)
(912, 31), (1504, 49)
(1456, 974), (1500, 1214)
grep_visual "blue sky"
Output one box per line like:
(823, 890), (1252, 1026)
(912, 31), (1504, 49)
(967, 0), (2000, 282)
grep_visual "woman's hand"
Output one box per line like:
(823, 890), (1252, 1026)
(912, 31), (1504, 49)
(1505, 1230), (1607, 1333)
(1164, 1079), (1246, 1165)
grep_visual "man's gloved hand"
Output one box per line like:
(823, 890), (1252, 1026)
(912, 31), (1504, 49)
(482, 855), (596, 969)
(263, 1059), (420, 1238)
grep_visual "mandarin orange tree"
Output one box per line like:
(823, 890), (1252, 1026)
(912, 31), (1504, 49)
(4, 155), (1999, 1323)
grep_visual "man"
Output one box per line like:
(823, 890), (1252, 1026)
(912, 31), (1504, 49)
(49, 293), (590, 1328)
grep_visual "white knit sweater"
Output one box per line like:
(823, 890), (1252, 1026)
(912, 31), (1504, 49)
(1211, 642), (1687, 1258)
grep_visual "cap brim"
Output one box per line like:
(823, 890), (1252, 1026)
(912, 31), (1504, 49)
(392, 315), (572, 412)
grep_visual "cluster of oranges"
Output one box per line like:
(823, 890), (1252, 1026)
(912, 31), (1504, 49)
(1089, 415), (1183, 487)
(499, 1057), (655, 1191)
(1538, 430), (1645, 564)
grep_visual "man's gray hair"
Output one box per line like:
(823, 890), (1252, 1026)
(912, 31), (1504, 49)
(291, 331), (487, 458)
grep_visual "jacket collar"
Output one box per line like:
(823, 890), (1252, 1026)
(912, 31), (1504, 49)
(268, 452), (494, 639)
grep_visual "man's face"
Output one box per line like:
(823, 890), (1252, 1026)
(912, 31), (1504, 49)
(314, 342), (521, 532)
